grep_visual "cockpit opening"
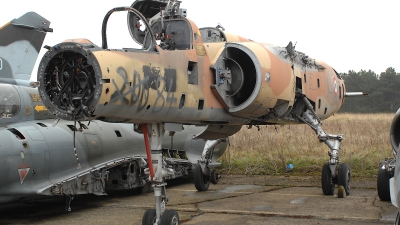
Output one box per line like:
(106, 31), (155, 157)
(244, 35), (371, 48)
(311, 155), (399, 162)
(0, 84), (20, 119)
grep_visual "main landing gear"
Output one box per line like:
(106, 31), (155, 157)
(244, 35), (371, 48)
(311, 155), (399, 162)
(294, 96), (350, 196)
(140, 123), (180, 225)
(194, 139), (222, 191)
(377, 157), (395, 201)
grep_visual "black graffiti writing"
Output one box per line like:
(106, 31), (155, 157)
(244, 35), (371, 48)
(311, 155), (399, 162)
(110, 67), (149, 111)
(110, 66), (177, 112)
(166, 80), (178, 114)
(153, 76), (165, 112)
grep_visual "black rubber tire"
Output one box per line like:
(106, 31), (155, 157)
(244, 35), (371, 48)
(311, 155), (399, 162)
(338, 163), (351, 196)
(210, 169), (219, 185)
(321, 162), (335, 195)
(194, 163), (210, 191)
(142, 209), (157, 225)
(377, 167), (391, 201)
(160, 209), (179, 225)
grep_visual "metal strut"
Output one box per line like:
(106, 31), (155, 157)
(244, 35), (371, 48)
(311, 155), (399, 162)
(200, 139), (222, 165)
(65, 194), (73, 212)
(141, 123), (171, 224)
(199, 139), (223, 184)
(295, 96), (343, 177)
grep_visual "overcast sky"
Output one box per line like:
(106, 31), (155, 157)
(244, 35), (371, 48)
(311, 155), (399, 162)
(2, 0), (399, 80)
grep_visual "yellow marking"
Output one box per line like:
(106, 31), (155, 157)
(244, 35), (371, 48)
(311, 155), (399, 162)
(24, 106), (31, 116)
(0, 22), (11, 30)
(195, 45), (206, 56)
(34, 105), (47, 112)
(30, 94), (42, 102)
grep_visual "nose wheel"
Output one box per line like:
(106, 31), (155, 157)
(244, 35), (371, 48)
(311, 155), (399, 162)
(321, 162), (335, 195)
(321, 162), (350, 196)
(338, 163), (350, 196)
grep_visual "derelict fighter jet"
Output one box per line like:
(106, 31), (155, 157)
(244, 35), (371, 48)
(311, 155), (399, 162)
(36, 0), (364, 223)
(0, 12), (227, 211)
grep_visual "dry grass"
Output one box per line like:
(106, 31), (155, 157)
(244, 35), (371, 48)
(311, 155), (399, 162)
(219, 113), (394, 178)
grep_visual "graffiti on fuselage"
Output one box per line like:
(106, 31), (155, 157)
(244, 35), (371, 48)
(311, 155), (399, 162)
(110, 66), (178, 112)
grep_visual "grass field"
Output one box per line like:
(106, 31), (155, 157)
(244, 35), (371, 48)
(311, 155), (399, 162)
(219, 113), (394, 178)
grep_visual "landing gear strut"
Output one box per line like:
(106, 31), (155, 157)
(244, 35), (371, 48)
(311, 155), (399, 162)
(194, 139), (222, 191)
(64, 194), (73, 212)
(294, 96), (350, 196)
(140, 123), (179, 225)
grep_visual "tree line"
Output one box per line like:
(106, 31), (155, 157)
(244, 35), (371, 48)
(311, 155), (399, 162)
(338, 67), (399, 113)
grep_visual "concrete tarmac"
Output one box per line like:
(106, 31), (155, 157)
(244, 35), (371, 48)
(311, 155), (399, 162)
(0, 175), (396, 224)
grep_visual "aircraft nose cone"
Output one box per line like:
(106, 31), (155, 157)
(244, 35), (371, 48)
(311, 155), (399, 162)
(38, 42), (102, 121)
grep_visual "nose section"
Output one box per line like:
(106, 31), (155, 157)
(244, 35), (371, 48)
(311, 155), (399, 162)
(37, 42), (103, 121)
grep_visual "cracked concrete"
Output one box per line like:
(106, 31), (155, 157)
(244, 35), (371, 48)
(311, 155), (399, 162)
(0, 175), (396, 224)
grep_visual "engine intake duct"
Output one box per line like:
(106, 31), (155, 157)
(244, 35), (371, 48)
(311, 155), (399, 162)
(211, 43), (277, 118)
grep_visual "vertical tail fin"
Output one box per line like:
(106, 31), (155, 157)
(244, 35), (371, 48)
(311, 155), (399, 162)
(0, 12), (52, 86)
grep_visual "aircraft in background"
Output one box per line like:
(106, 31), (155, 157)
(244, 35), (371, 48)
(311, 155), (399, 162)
(36, 0), (366, 223)
(379, 109), (400, 223)
(0, 11), (52, 87)
(0, 12), (54, 126)
(0, 11), (227, 212)
(0, 116), (227, 211)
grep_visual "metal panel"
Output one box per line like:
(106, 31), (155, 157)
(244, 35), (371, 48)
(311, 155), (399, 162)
(84, 133), (103, 158)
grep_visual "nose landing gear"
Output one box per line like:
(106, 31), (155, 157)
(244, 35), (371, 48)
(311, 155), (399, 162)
(294, 96), (350, 197)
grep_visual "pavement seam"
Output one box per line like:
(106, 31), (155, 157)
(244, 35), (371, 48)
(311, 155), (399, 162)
(171, 186), (285, 223)
(372, 196), (385, 219)
(168, 186), (283, 207)
(174, 209), (382, 223)
(178, 202), (204, 223)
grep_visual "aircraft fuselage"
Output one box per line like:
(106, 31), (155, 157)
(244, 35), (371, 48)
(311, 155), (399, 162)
(38, 16), (345, 134)
(0, 119), (226, 203)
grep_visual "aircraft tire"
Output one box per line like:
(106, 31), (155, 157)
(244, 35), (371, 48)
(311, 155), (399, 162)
(142, 209), (157, 225)
(377, 167), (391, 201)
(210, 169), (220, 185)
(321, 162), (334, 195)
(338, 163), (351, 196)
(194, 163), (210, 191)
(160, 209), (180, 225)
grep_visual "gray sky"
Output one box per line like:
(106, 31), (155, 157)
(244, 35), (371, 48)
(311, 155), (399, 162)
(1, 0), (399, 80)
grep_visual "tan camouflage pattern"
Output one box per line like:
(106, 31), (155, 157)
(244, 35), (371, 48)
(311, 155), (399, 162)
(37, 5), (346, 136)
